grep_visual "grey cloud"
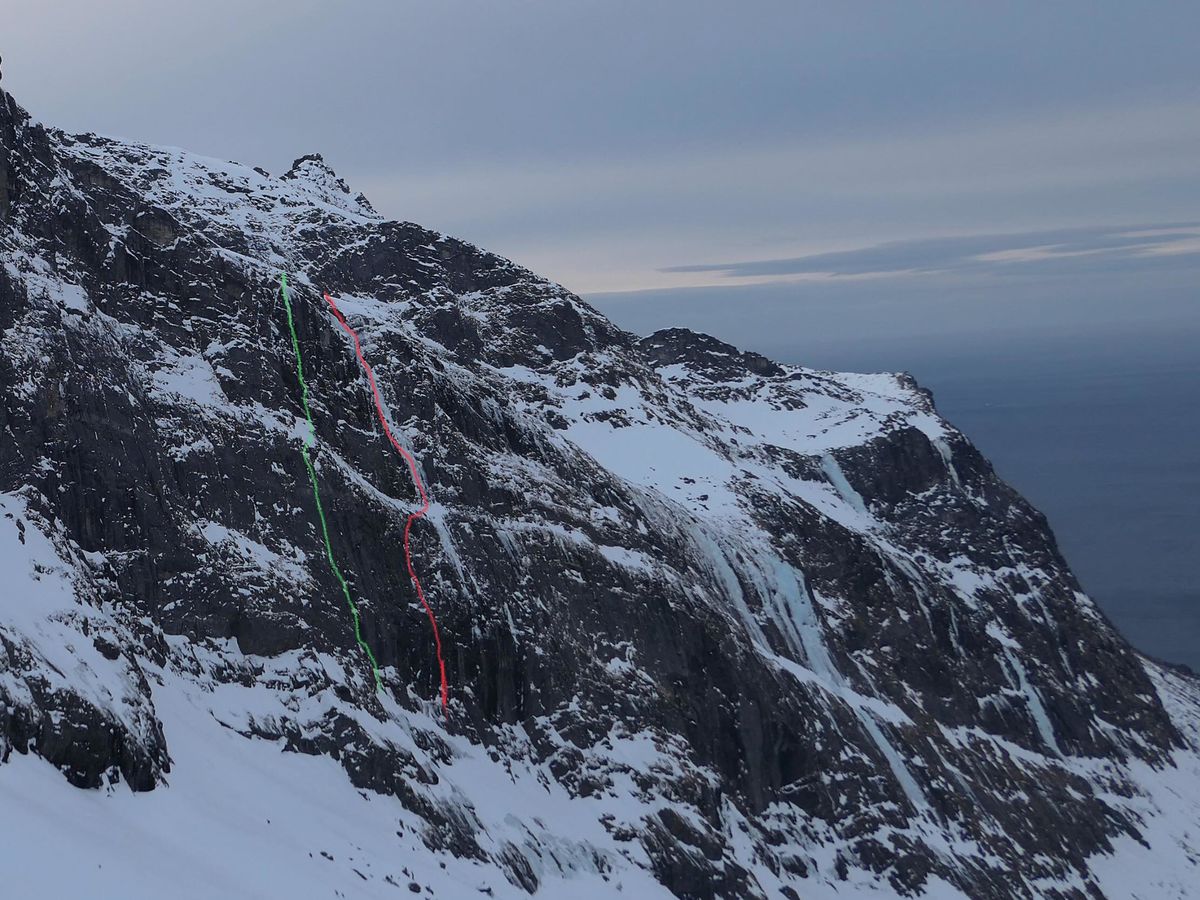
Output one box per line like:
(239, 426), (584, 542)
(661, 223), (1200, 280)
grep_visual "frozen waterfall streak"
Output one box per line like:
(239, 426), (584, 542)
(323, 292), (450, 717)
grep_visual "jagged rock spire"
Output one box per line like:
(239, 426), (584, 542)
(281, 152), (376, 216)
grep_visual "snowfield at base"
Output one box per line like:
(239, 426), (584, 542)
(0, 679), (672, 900)
(5, 684), (1198, 900)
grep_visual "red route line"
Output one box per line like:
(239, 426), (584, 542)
(323, 292), (449, 717)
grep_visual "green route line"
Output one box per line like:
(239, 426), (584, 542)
(279, 273), (383, 692)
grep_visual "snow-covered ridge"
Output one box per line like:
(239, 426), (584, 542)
(53, 131), (381, 271)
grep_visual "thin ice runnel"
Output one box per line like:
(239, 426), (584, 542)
(685, 517), (930, 814)
(1001, 645), (1063, 757)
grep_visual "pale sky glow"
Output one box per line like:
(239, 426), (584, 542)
(352, 94), (1200, 292)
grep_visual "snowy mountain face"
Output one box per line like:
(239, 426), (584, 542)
(1, 86), (1198, 899)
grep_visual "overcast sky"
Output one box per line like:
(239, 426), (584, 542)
(5, 0), (1198, 353)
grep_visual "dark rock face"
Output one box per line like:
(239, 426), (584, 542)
(1, 84), (1198, 898)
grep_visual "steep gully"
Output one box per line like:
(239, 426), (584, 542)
(278, 275), (449, 714)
